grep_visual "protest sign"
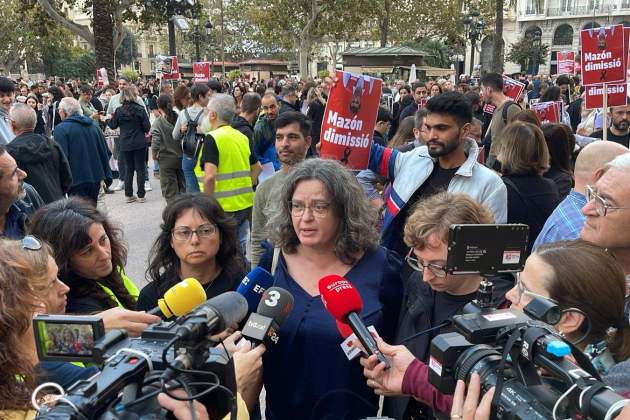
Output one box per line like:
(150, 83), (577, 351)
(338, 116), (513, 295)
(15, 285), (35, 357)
(483, 103), (496, 115)
(581, 24), (625, 85)
(531, 101), (562, 124)
(319, 70), (382, 170)
(156, 55), (180, 80)
(193, 62), (211, 82)
(96, 68), (109, 89)
(584, 83), (628, 109)
(557, 51), (575, 74)
(502, 75), (525, 103)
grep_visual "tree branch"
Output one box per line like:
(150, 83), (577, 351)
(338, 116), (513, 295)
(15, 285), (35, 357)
(37, 0), (94, 46)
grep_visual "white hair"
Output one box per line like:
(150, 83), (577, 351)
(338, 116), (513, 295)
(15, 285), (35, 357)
(606, 152), (630, 171)
(207, 93), (236, 124)
(9, 103), (36, 131)
(58, 97), (83, 116)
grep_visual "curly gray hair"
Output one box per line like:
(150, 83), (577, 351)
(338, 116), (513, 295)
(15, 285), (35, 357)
(266, 158), (379, 265)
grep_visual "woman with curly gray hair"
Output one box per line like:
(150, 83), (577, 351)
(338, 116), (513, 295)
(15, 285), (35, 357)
(260, 158), (403, 420)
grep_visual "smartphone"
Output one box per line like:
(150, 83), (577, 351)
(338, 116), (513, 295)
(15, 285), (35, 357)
(445, 224), (529, 275)
(33, 314), (105, 363)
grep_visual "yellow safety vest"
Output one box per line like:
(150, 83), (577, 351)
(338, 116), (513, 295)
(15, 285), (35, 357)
(195, 125), (254, 212)
(97, 266), (140, 308)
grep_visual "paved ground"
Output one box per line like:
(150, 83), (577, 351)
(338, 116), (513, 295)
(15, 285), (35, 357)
(100, 168), (164, 289)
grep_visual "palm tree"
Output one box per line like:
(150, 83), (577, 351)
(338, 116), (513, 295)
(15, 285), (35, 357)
(492, 0), (518, 73)
(93, 1), (116, 80)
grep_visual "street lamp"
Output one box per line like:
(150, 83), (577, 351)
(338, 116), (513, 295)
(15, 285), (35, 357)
(531, 29), (542, 75)
(463, 10), (485, 75)
(205, 20), (213, 70)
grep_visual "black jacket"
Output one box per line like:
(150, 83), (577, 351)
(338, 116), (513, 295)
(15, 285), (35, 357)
(373, 130), (387, 146)
(34, 110), (46, 135)
(385, 272), (515, 419)
(231, 115), (255, 144)
(7, 131), (73, 203)
(307, 98), (326, 155)
(108, 102), (151, 152)
(279, 99), (299, 114)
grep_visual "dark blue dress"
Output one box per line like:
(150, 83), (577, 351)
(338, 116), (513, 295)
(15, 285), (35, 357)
(262, 246), (403, 420)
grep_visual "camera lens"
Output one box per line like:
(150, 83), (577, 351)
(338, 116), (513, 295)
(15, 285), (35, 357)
(455, 345), (505, 387)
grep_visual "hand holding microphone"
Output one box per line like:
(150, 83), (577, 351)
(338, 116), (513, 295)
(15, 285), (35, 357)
(319, 275), (390, 369)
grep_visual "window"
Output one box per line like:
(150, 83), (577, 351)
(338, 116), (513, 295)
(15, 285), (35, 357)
(553, 24), (574, 46)
(561, 0), (572, 11)
(583, 22), (600, 30)
(317, 62), (328, 72)
(550, 51), (558, 75)
(149, 44), (155, 57)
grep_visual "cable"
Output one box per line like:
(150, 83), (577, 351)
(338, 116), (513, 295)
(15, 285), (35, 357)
(552, 383), (577, 420)
(399, 320), (452, 344)
(604, 399), (630, 420)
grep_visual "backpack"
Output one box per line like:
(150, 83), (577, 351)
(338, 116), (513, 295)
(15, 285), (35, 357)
(181, 108), (205, 160)
(482, 101), (521, 166)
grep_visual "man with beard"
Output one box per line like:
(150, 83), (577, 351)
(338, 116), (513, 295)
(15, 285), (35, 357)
(366, 91), (507, 258)
(254, 93), (281, 172)
(250, 111), (311, 266)
(590, 104), (630, 148)
(0, 144), (37, 238)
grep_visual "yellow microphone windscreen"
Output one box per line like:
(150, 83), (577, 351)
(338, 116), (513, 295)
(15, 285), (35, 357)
(157, 277), (207, 318)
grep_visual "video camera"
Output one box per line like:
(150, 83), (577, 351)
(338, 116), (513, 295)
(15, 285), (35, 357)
(426, 224), (629, 419)
(33, 292), (248, 420)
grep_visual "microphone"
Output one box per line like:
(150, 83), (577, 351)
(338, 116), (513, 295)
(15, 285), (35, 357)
(319, 275), (390, 369)
(149, 277), (207, 318)
(236, 267), (275, 313)
(175, 291), (248, 340)
(336, 320), (353, 338)
(241, 286), (294, 347)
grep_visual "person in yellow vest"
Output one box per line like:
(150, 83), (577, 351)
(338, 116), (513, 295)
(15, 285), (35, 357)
(196, 93), (262, 255)
(27, 197), (159, 326)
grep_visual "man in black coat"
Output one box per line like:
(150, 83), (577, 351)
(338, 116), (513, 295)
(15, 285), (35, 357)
(6, 103), (72, 203)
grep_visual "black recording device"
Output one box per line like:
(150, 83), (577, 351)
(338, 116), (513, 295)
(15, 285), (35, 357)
(34, 315), (105, 364)
(34, 292), (248, 420)
(428, 298), (629, 419)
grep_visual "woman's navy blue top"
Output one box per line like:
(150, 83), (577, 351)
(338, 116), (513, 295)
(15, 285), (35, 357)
(262, 246), (403, 420)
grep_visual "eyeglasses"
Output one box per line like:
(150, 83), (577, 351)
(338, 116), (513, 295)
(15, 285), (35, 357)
(289, 201), (331, 218)
(405, 248), (447, 277)
(513, 272), (557, 305)
(172, 224), (218, 241)
(586, 185), (630, 217)
(22, 235), (42, 251)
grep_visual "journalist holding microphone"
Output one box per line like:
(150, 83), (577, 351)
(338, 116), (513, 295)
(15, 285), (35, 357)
(260, 158), (403, 420)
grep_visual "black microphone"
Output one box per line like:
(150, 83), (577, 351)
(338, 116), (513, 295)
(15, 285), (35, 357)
(241, 287), (294, 347)
(175, 291), (248, 340)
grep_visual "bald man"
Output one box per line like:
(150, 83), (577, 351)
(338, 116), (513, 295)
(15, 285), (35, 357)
(533, 141), (629, 249)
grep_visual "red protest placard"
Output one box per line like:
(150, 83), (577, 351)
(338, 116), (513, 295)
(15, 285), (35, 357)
(584, 83), (628, 109)
(96, 68), (109, 89)
(581, 24), (625, 85)
(156, 55), (180, 80)
(557, 51), (575, 74)
(193, 62), (211, 82)
(502, 75), (525, 103)
(531, 101), (561, 124)
(319, 70), (383, 170)
(483, 103), (496, 115)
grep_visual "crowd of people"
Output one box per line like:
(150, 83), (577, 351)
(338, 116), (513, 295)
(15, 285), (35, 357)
(0, 67), (629, 420)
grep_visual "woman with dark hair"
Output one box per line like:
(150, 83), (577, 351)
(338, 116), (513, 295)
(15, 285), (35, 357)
(138, 193), (246, 311)
(387, 115), (416, 149)
(430, 83), (442, 97)
(541, 123), (575, 199)
(28, 197), (140, 313)
(233, 85), (244, 112)
(498, 122), (560, 252)
(509, 109), (541, 126)
(26, 94), (46, 135)
(151, 94), (184, 202)
(261, 158), (403, 420)
(47, 85), (65, 133)
(109, 86), (151, 203)
(388, 84), (412, 138)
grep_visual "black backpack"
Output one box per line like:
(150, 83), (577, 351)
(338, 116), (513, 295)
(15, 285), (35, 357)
(181, 108), (205, 160)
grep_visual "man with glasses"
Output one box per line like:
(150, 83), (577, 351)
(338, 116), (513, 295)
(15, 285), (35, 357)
(581, 152), (630, 275)
(381, 192), (513, 420)
(533, 141), (628, 250)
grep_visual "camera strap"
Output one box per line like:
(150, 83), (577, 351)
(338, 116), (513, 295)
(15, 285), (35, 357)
(491, 327), (524, 409)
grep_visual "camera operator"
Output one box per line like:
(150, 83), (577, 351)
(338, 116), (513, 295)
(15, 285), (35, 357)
(381, 192), (514, 419)
(361, 240), (630, 415)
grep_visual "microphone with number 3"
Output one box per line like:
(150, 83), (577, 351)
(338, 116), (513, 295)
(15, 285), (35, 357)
(319, 275), (390, 369)
(241, 286), (294, 347)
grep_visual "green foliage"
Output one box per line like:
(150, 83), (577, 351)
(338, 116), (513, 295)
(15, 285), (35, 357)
(48, 50), (96, 79)
(227, 69), (242, 81)
(121, 68), (139, 81)
(505, 36), (549, 70)
(116, 29), (138, 65)
(317, 70), (330, 78)
(404, 39), (451, 68)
